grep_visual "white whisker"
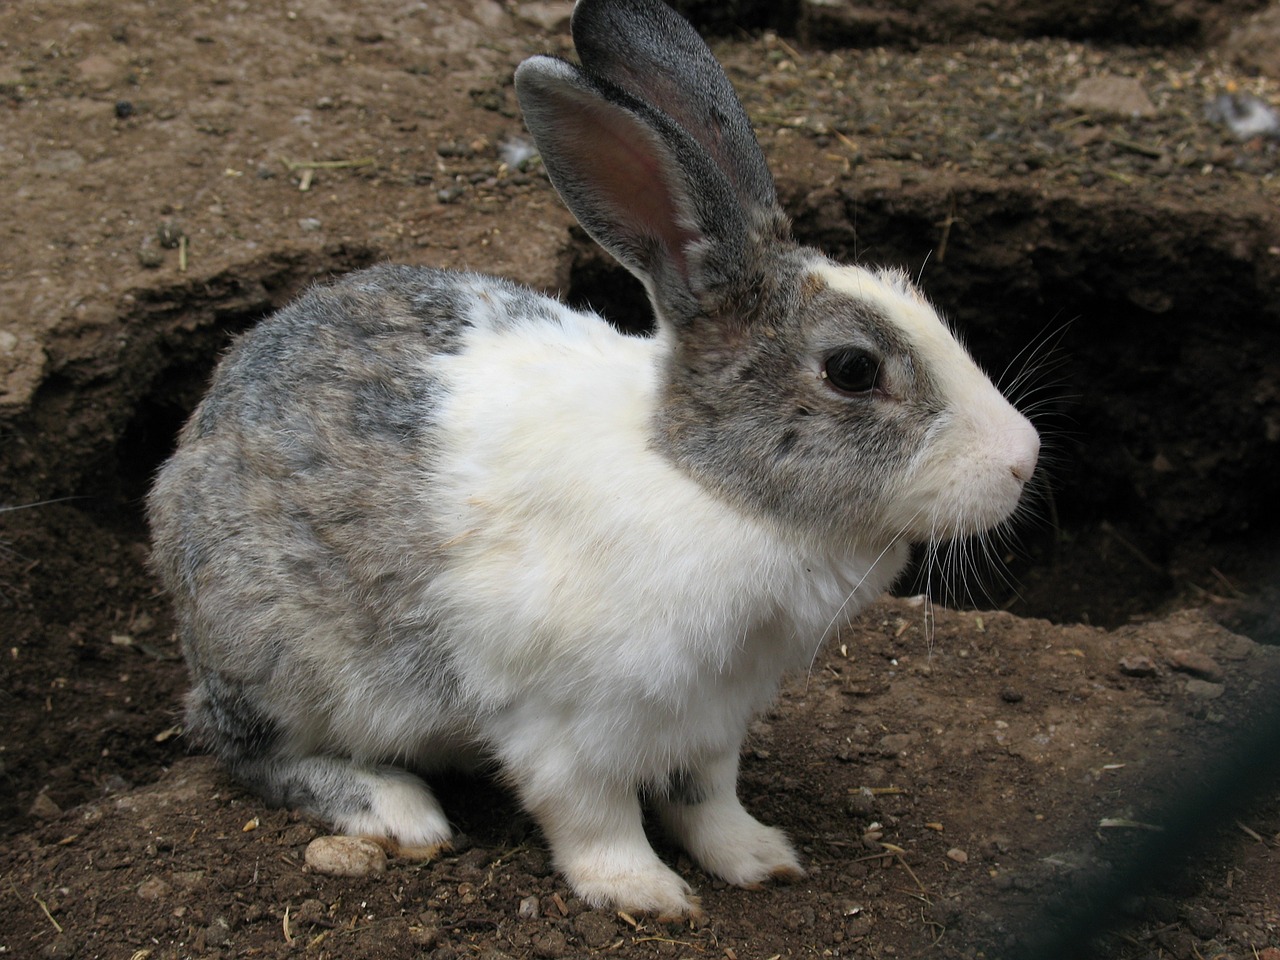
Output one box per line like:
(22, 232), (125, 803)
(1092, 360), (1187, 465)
(916, 249), (932, 287)
(805, 510), (926, 679)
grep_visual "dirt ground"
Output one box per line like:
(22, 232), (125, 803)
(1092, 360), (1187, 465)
(2, 1), (1280, 958)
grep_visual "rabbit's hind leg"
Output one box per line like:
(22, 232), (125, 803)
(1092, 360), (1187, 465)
(238, 752), (453, 859)
(187, 677), (451, 858)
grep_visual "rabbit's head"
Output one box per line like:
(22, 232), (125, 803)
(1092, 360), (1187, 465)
(515, 0), (1038, 548)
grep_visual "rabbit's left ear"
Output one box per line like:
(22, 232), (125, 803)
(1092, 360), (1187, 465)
(515, 55), (752, 327)
(569, 0), (781, 227)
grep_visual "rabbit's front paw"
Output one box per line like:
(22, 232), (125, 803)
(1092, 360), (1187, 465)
(564, 854), (702, 919)
(696, 818), (803, 888)
(663, 795), (804, 888)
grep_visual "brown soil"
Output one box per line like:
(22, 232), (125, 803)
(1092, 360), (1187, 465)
(2, 2), (1279, 959)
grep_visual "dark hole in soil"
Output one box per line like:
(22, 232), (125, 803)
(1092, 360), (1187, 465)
(564, 238), (654, 336)
(796, 188), (1280, 637)
(111, 317), (260, 518)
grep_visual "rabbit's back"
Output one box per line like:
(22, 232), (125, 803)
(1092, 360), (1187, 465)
(148, 265), (616, 759)
(186, 263), (563, 448)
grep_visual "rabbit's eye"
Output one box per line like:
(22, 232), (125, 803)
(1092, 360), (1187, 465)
(822, 349), (882, 395)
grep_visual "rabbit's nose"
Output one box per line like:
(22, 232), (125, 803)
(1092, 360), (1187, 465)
(1009, 425), (1040, 484)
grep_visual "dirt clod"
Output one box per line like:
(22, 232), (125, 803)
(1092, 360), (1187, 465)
(28, 792), (62, 820)
(1183, 677), (1226, 699)
(574, 910), (620, 948)
(1119, 655), (1159, 677)
(1168, 648), (1226, 682)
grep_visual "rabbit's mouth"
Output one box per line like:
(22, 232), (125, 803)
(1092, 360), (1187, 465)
(890, 410), (1041, 545)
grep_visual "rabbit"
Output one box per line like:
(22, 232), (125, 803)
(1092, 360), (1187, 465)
(147, 0), (1039, 918)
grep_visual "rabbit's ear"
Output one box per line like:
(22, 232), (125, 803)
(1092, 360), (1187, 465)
(515, 55), (755, 327)
(569, 0), (779, 221)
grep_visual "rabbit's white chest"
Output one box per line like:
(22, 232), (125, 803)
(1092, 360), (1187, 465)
(412, 309), (905, 773)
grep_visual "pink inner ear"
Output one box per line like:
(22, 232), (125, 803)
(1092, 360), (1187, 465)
(553, 94), (701, 280)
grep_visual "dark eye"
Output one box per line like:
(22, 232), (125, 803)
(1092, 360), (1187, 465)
(823, 348), (882, 395)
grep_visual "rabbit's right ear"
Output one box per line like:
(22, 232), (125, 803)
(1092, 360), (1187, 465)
(514, 55), (754, 328)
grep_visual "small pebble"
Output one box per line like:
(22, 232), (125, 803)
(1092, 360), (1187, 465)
(436, 140), (473, 158)
(136, 876), (172, 901)
(303, 835), (387, 878)
(946, 848), (969, 864)
(281, 823), (317, 846)
(517, 895), (540, 918)
(29, 791), (62, 819)
(156, 221), (185, 249)
(1183, 906), (1221, 939)
(137, 240), (165, 269)
(846, 788), (876, 817)
(1065, 75), (1155, 117)
(114, 100), (135, 119)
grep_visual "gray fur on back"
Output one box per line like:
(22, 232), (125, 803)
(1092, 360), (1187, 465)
(148, 264), (564, 768)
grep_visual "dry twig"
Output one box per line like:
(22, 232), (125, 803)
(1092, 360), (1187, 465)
(34, 892), (62, 933)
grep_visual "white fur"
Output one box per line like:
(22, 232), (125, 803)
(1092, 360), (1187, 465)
(331, 766), (452, 855)
(424, 300), (901, 755)
(815, 263), (1040, 539)
(524, 763), (699, 915)
(658, 751), (803, 887)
